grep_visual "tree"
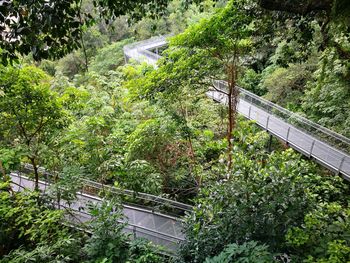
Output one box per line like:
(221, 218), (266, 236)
(301, 33), (350, 138)
(0, 66), (68, 190)
(0, 0), (202, 64)
(89, 38), (133, 75)
(146, 0), (255, 170)
(258, 0), (350, 21)
(258, 0), (333, 14)
(256, 0), (350, 60)
(177, 117), (349, 262)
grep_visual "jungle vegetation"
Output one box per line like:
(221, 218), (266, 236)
(0, 0), (349, 262)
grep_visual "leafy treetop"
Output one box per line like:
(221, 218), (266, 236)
(0, 0), (200, 64)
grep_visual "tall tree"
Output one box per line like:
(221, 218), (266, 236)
(145, 0), (254, 170)
(0, 66), (68, 190)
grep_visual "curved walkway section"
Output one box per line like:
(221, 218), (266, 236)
(124, 36), (350, 181)
(124, 35), (168, 66)
(10, 172), (185, 253)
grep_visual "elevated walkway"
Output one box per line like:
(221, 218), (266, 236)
(124, 35), (168, 66)
(124, 36), (350, 181)
(10, 171), (187, 253)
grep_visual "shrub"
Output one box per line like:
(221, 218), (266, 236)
(204, 241), (274, 263)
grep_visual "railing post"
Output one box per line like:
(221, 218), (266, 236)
(338, 156), (346, 175)
(309, 140), (316, 158)
(19, 173), (22, 190)
(266, 116), (270, 130)
(248, 106), (252, 119)
(286, 127), (291, 143)
(133, 225), (137, 239)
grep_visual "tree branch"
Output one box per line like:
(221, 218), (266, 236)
(208, 84), (229, 96)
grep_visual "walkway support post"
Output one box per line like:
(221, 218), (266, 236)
(267, 134), (273, 153)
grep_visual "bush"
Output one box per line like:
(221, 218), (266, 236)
(179, 148), (319, 262)
(83, 199), (130, 262)
(239, 68), (266, 96)
(83, 198), (164, 263)
(126, 118), (177, 164)
(115, 159), (162, 195)
(261, 63), (314, 110)
(56, 52), (87, 79)
(1, 237), (81, 263)
(204, 241), (274, 263)
(0, 184), (81, 261)
(286, 202), (350, 262)
(90, 39), (133, 75)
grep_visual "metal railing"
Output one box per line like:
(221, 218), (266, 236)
(210, 81), (350, 180)
(123, 35), (169, 54)
(123, 35), (169, 66)
(10, 172), (185, 253)
(64, 204), (183, 254)
(139, 49), (163, 61)
(213, 80), (350, 154)
(68, 191), (185, 240)
(80, 179), (192, 215)
(20, 164), (193, 216)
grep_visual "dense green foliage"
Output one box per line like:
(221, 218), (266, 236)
(179, 121), (349, 262)
(0, 182), (165, 262)
(238, 5), (350, 137)
(0, 0), (204, 63)
(83, 199), (164, 263)
(0, 66), (68, 189)
(0, 0), (349, 262)
(204, 241), (274, 263)
(0, 182), (82, 261)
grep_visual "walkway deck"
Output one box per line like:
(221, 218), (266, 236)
(123, 36), (350, 181)
(10, 172), (185, 252)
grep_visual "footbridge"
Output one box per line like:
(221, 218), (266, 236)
(10, 167), (191, 253)
(123, 36), (350, 181)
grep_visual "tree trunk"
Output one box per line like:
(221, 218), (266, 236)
(227, 90), (233, 170)
(187, 136), (201, 186)
(29, 157), (39, 191)
(226, 63), (239, 172)
(78, 0), (89, 72)
(53, 172), (61, 209)
(0, 160), (5, 180)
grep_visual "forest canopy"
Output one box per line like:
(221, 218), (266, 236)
(1, 0), (349, 63)
(0, 0), (349, 262)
